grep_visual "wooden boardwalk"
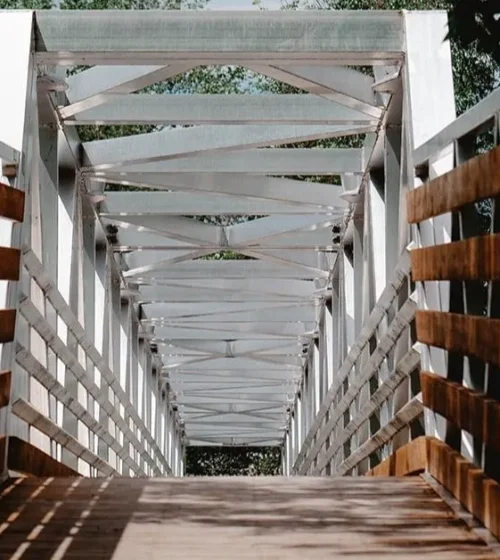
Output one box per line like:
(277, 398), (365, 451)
(0, 476), (497, 559)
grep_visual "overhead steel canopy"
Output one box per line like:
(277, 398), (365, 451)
(35, 9), (397, 446)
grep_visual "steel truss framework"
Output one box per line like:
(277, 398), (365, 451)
(0, 9), (457, 476)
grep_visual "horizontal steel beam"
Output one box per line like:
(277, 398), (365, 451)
(34, 11), (404, 65)
(82, 125), (370, 170)
(65, 94), (378, 125)
(101, 192), (334, 216)
(95, 171), (350, 207)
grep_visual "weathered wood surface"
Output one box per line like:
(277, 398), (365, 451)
(0, 370), (11, 408)
(427, 437), (500, 540)
(0, 247), (21, 281)
(365, 436), (427, 477)
(7, 437), (80, 478)
(0, 309), (16, 343)
(0, 182), (25, 222)
(0, 476), (496, 559)
(421, 372), (500, 453)
(416, 310), (500, 368)
(407, 145), (500, 223)
(411, 234), (500, 281)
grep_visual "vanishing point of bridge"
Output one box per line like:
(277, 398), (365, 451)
(0, 8), (499, 558)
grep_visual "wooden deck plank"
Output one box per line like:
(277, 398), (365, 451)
(0, 183), (24, 223)
(407, 145), (500, 224)
(0, 309), (16, 343)
(416, 310), (500, 368)
(411, 234), (500, 281)
(0, 476), (496, 559)
(365, 436), (427, 477)
(421, 372), (500, 453)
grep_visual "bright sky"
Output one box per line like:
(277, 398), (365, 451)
(207, 0), (284, 9)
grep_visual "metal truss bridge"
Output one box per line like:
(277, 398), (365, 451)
(0, 8), (499, 558)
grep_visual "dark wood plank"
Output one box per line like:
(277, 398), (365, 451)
(427, 437), (500, 539)
(421, 372), (500, 453)
(365, 436), (427, 477)
(2, 164), (17, 179)
(7, 437), (80, 477)
(0, 371), (11, 408)
(0, 309), (16, 343)
(416, 310), (500, 368)
(407, 145), (500, 224)
(0, 182), (24, 222)
(411, 234), (500, 281)
(0, 247), (21, 281)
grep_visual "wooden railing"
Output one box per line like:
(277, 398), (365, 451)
(0, 173), (25, 476)
(408, 86), (500, 539)
(293, 248), (422, 475)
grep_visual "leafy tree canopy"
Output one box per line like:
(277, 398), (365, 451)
(186, 447), (281, 476)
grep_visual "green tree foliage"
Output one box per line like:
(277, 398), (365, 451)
(282, 0), (499, 115)
(186, 446), (282, 476)
(447, 0), (500, 67)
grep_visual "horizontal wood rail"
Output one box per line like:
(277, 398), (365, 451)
(0, 182), (24, 222)
(11, 397), (118, 477)
(0, 371), (11, 408)
(421, 372), (500, 453)
(365, 436), (427, 477)
(411, 234), (500, 282)
(416, 311), (500, 368)
(8, 436), (79, 477)
(426, 437), (500, 540)
(0, 247), (21, 281)
(0, 309), (16, 343)
(407, 145), (500, 224)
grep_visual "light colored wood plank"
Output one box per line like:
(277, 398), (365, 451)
(416, 311), (500, 368)
(0, 475), (496, 559)
(0, 370), (11, 408)
(421, 372), (500, 453)
(7, 436), (80, 477)
(407, 145), (500, 224)
(411, 234), (500, 281)
(0, 182), (24, 222)
(427, 437), (500, 540)
(0, 247), (21, 281)
(365, 436), (427, 477)
(0, 309), (16, 343)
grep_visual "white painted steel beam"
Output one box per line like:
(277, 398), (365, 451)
(82, 125), (370, 170)
(98, 172), (349, 209)
(65, 94), (378, 125)
(246, 64), (382, 118)
(101, 192), (329, 216)
(61, 64), (196, 118)
(34, 11), (405, 65)
(126, 261), (330, 280)
(91, 148), (365, 175)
